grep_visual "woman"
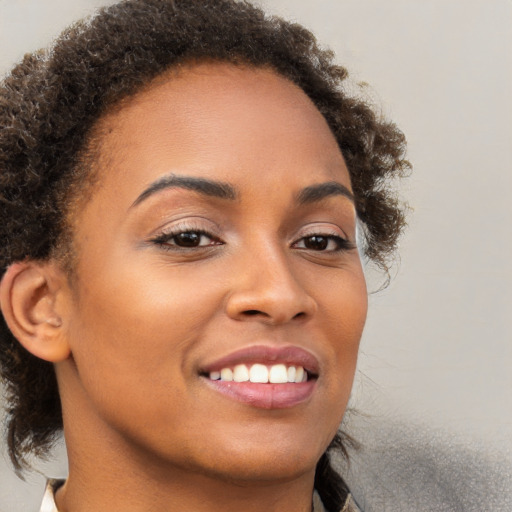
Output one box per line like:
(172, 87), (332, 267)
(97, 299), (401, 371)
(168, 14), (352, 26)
(0, 1), (408, 511)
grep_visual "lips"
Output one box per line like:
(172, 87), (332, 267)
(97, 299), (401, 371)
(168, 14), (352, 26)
(200, 345), (319, 409)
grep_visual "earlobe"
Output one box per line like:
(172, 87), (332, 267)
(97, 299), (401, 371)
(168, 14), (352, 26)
(0, 261), (71, 362)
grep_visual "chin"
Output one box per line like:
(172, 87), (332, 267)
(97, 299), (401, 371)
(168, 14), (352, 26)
(204, 452), (319, 486)
(182, 432), (327, 485)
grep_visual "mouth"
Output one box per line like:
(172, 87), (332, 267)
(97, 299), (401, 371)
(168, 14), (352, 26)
(199, 345), (319, 409)
(206, 363), (311, 384)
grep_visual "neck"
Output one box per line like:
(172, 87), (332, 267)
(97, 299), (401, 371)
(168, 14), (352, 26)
(57, 470), (315, 512)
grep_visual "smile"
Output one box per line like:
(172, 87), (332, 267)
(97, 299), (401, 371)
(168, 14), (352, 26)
(200, 345), (319, 409)
(209, 363), (308, 383)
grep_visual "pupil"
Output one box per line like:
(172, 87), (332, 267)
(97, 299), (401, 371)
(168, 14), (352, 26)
(305, 236), (328, 250)
(176, 232), (200, 247)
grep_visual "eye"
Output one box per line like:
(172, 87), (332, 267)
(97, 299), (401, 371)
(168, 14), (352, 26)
(151, 229), (222, 249)
(293, 234), (352, 252)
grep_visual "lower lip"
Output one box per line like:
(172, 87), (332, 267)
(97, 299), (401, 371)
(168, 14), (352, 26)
(203, 378), (316, 409)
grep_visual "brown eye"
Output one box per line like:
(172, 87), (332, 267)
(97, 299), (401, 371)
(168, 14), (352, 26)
(303, 235), (329, 251)
(293, 233), (352, 252)
(151, 229), (221, 250)
(174, 232), (202, 247)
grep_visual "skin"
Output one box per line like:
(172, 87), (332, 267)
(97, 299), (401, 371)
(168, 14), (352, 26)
(4, 63), (368, 511)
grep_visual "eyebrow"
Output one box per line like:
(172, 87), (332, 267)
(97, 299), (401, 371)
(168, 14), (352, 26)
(296, 181), (354, 205)
(131, 174), (238, 207)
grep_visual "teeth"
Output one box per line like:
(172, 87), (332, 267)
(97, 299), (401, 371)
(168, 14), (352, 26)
(220, 368), (233, 382)
(269, 364), (288, 383)
(249, 364), (268, 383)
(233, 364), (249, 382)
(210, 364), (308, 384)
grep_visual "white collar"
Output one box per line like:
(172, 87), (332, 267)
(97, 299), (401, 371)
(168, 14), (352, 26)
(40, 479), (62, 512)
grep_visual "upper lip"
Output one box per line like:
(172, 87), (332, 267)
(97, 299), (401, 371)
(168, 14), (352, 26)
(199, 345), (320, 376)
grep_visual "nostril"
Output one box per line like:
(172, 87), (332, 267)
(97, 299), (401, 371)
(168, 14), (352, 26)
(241, 309), (306, 321)
(243, 310), (263, 316)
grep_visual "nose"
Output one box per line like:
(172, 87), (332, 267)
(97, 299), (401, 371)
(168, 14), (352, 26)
(225, 244), (317, 325)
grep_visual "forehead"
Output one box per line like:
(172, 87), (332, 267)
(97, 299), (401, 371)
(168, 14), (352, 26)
(90, 62), (349, 194)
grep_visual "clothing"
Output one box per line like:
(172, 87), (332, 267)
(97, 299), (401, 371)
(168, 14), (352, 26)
(39, 480), (61, 512)
(40, 479), (360, 512)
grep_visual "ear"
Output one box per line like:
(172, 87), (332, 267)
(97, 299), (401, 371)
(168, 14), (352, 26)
(0, 261), (71, 362)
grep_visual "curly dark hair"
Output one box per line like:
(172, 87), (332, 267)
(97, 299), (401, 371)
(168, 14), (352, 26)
(0, 0), (409, 507)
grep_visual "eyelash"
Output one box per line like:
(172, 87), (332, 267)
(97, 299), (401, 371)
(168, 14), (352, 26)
(150, 227), (222, 250)
(292, 233), (354, 252)
(150, 227), (354, 253)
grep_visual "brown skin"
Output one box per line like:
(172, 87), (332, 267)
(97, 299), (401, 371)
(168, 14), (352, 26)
(1, 64), (367, 511)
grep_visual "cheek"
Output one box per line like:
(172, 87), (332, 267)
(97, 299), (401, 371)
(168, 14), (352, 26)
(320, 262), (368, 343)
(66, 259), (222, 398)
(63, 267), (225, 445)
(319, 265), (367, 392)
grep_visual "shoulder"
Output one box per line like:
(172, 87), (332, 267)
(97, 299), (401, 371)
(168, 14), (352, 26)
(338, 417), (512, 511)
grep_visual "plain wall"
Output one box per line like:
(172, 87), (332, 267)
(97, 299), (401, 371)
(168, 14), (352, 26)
(1, 0), (511, 509)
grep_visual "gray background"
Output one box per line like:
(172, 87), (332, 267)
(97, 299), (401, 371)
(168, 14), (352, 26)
(1, 0), (511, 510)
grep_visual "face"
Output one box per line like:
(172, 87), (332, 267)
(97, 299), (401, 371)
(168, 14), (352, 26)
(59, 63), (367, 483)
